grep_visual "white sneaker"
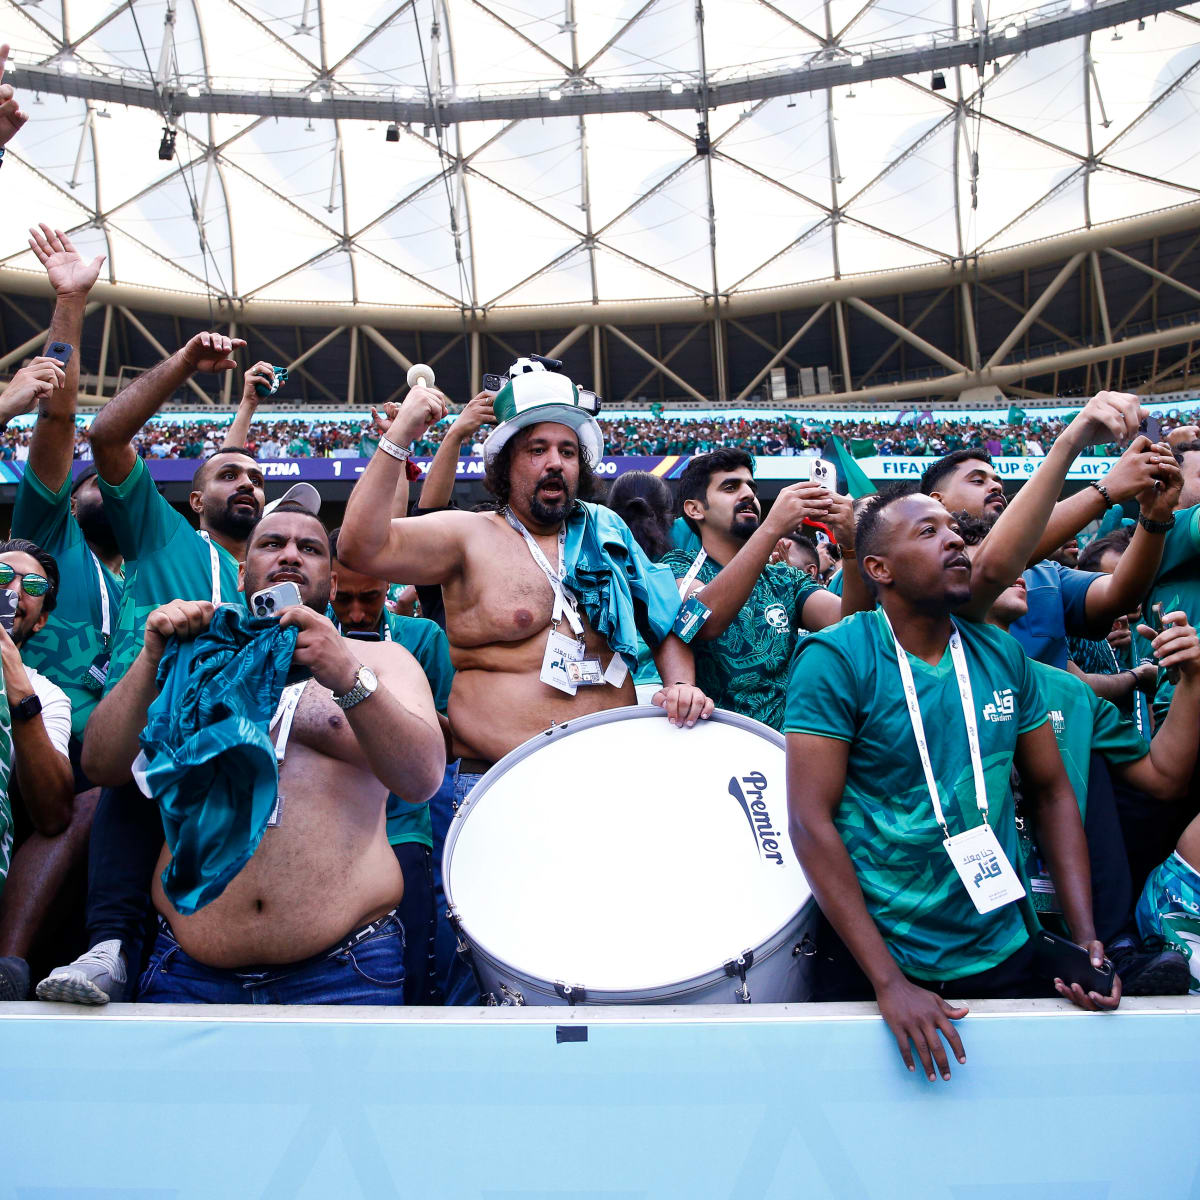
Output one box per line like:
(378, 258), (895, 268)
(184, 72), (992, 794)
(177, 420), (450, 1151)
(36, 940), (128, 1005)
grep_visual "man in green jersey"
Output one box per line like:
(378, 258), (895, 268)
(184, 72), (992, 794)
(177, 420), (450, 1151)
(966, 527), (1199, 994)
(328, 526), (455, 1004)
(786, 488), (1120, 1084)
(38, 332), (268, 1006)
(661, 448), (870, 730)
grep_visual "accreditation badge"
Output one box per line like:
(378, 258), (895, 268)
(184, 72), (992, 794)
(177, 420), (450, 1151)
(943, 824), (1026, 915)
(541, 629), (583, 696)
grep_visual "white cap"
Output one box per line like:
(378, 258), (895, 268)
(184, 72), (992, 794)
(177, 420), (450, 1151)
(262, 481), (321, 519)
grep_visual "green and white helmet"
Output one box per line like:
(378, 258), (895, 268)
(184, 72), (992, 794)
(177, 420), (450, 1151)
(483, 370), (604, 466)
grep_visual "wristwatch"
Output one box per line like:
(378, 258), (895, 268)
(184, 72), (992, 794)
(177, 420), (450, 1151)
(332, 665), (378, 711)
(11, 693), (42, 723)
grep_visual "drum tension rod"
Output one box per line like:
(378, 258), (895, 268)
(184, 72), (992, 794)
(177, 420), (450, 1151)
(724, 950), (755, 1003)
(554, 980), (587, 1006)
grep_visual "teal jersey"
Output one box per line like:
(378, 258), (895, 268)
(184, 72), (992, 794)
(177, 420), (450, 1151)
(329, 606), (454, 849)
(1133, 503), (1200, 724)
(784, 611), (1045, 981)
(100, 457), (244, 690)
(1019, 659), (1147, 914)
(11, 467), (125, 738)
(670, 516), (701, 556)
(662, 549), (822, 731)
(825, 567), (844, 597)
(1030, 660), (1147, 819)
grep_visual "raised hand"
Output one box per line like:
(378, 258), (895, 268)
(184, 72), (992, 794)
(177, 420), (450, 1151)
(449, 391), (497, 439)
(1137, 612), (1200, 682)
(242, 361), (276, 405)
(0, 45), (29, 149)
(142, 600), (216, 666)
(1135, 443), (1183, 522)
(764, 482), (834, 538)
(28, 224), (105, 298)
(180, 331), (246, 374)
(0, 357), (66, 418)
(384, 385), (449, 447)
(1069, 390), (1144, 449)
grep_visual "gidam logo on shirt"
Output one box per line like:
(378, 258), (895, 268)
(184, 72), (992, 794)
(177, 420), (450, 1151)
(763, 604), (789, 631)
(727, 772), (785, 865)
(982, 688), (1015, 723)
(1050, 709), (1065, 735)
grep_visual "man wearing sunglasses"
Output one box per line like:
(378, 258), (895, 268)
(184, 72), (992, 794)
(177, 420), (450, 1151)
(0, 539), (76, 996)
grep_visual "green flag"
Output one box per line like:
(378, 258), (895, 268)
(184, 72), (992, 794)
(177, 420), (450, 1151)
(826, 436), (878, 499)
(358, 431), (380, 457)
(1006, 404), (1027, 424)
(849, 438), (876, 459)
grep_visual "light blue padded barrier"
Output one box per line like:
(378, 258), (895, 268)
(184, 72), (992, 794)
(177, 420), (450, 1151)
(3, 999), (1198, 1198)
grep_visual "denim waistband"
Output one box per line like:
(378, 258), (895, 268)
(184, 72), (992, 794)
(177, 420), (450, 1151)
(158, 906), (402, 977)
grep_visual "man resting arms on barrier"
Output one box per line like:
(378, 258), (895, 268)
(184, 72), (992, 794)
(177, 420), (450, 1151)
(81, 505), (445, 1004)
(338, 364), (712, 787)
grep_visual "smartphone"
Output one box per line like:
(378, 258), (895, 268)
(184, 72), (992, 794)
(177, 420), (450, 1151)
(1150, 602), (1181, 684)
(806, 458), (838, 492)
(0, 590), (15, 635)
(1032, 929), (1115, 996)
(249, 582), (302, 619)
(344, 630), (382, 642)
(1139, 413), (1163, 444)
(482, 373), (504, 394)
(45, 341), (73, 367)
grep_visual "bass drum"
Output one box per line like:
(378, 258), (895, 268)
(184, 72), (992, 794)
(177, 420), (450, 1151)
(443, 706), (818, 1006)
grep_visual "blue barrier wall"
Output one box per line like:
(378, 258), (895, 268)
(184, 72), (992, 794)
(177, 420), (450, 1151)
(3, 999), (1198, 1198)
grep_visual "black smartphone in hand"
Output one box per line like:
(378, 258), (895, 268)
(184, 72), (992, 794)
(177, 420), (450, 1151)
(45, 342), (73, 367)
(1033, 929), (1115, 996)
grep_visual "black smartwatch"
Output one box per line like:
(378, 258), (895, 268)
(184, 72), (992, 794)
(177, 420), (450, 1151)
(11, 693), (42, 723)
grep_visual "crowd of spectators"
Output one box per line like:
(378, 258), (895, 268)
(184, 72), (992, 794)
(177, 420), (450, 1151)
(6, 407), (1200, 465)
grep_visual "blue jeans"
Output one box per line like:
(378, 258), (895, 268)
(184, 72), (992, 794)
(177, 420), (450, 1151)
(430, 766), (484, 1006)
(138, 912), (406, 1005)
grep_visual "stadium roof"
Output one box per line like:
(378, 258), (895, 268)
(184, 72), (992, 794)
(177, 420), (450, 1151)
(2, 0), (1200, 322)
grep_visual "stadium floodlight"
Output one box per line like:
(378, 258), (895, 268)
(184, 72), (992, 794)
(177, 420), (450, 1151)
(186, 84), (201, 98)
(309, 89), (325, 103)
(385, 122), (400, 141)
(850, 53), (865, 67)
(1004, 23), (1019, 37)
(670, 80), (684, 94)
(548, 88), (562, 101)
(158, 126), (177, 160)
(59, 56), (79, 75)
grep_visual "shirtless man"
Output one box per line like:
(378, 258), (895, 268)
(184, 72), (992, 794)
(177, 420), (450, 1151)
(338, 371), (711, 790)
(80, 505), (445, 1003)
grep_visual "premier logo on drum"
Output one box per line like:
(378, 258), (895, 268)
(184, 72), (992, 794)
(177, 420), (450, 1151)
(727, 772), (785, 866)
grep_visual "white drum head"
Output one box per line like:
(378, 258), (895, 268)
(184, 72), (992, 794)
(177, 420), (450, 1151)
(445, 707), (811, 993)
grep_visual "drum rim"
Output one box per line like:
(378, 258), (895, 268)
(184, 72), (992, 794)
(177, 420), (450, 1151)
(444, 704), (801, 996)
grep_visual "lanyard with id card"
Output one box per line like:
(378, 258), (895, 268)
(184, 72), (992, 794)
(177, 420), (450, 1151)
(83, 551), (113, 695)
(882, 610), (1026, 916)
(504, 508), (629, 695)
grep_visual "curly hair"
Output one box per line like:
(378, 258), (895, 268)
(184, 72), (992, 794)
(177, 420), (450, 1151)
(484, 427), (601, 509)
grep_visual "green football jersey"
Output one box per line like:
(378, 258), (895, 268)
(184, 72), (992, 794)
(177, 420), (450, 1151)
(328, 607), (455, 850)
(12, 467), (125, 739)
(662, 549), (822, 731)
(1133, 503), (1200, 724)
(99, 456), (244, 690)
(784, 610), (1045, 981)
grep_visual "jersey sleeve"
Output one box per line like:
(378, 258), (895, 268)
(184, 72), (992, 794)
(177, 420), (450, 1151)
(790, 570), (823, 627)
(11, 467), (74, 553)
(783, 636), (858, 741)
(410, 622), (455, 714)
(96, 455), (184, 562)
(1054, 562), (1101, 635)
(29, 671), (72, 759)
(1089, 692), (1150, 764)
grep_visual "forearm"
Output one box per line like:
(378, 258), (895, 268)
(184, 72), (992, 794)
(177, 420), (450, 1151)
(89, 351), (192, 480)
(1088, 526), (1166, 626)
(221, 398), (256, 450)
(346, 688), (445, 803)
(694, 525), (778, 640)
(28, 294), (86, 490)
(1143, 676), (1200, 797)
(652, 634), (696, 685)
(791, 817), (906, 991)
(419, 430), (466, 510)
(1033, 785), (1097, 946)
(1031, 491), (1106, 564)
(11, 729), (72, 835)
(1067, 660), (1135, 703)
(340, 449), (408, 572)
(80, 652), (161, 786)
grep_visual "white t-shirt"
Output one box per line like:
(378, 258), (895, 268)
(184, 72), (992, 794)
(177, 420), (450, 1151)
(23, 667), (72, 760)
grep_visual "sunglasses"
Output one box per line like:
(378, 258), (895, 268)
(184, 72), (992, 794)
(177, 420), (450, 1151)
(0, 562), (50, 597)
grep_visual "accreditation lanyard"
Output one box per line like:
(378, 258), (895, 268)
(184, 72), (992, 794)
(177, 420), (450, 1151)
(89, 551), (111, 641)
(881, 609), (987, 835)
(197, 531), (225, 606)
(881, 610), (1025, 914)
(503, 508), (584, 638)
(677, 549), (708, 598)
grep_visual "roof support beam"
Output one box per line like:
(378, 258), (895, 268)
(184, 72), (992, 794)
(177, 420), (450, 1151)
(362, 325), (413, 372)
(985, 252), (1086, 369)
(21, 0), (1181, 125)
(1105, 246), (1200, 309)
(117, 305), (215, 405)
(733, 304), (830, 402)
(244, 324), (341, 404)
(545, 325), (589, 361)
(621, 324), (704, 404)
(846, 295), (966, 373)
(605, 324), (709, 404)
